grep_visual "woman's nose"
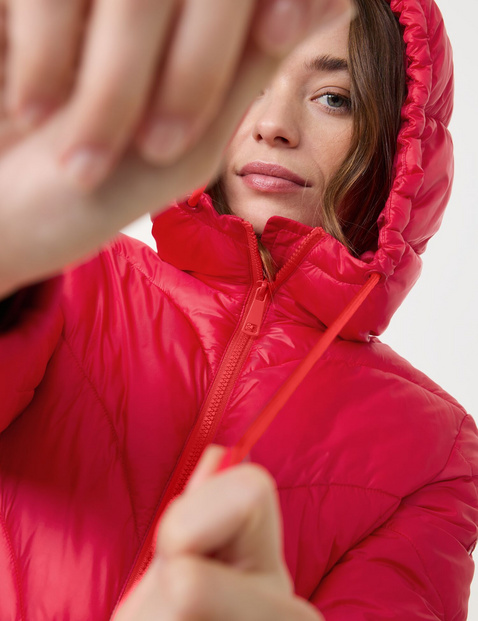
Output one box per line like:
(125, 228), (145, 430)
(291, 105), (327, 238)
(252, 95), (300, 148)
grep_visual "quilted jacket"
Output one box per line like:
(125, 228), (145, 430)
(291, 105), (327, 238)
(1, 0), (477, 619)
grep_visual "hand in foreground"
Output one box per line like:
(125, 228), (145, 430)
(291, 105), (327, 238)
(0, 0), (353, 298)
(1, 0), (353, 191)
(115, 445), (323, 621)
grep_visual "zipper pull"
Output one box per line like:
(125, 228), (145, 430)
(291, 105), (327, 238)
(243, 281), (269, 336)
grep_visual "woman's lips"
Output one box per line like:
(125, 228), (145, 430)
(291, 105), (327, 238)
(238, 162), (310, 193)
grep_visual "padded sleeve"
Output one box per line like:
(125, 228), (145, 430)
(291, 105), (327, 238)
(0, 278), (64, 432)
(310, 415), (478, 621)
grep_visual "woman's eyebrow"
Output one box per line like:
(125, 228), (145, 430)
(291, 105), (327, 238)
(304, 54), (349, 73)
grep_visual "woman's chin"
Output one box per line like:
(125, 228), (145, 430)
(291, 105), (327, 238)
(231, 198), (318, 232)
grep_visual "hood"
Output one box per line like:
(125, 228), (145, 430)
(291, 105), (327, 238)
(152, 0), (454, 342)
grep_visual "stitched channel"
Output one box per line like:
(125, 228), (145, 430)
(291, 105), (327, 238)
(111, 247), (212, 371)
(60, 334), (141, 545)
(383, 524), (446, 617)
(0, 506), (26, 620)
(316, 351), (468, 416)
(278, 481), (400, 500)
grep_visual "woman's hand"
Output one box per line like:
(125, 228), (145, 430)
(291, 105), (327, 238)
(116, 445), (323, 621)
(0, 39), (283, 296)
(0, 0), (353, 298)
(0, 0), (353, 191)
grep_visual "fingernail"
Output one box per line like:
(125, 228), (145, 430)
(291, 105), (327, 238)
(60, 147), (111, 191)
(258, 0), (310, 55)
(140, 117), (189, 165)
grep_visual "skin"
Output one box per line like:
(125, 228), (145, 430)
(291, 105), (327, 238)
(0, 2), (352, 619)
(221, 18), (353, 232)
(117, 21), (353, 620)
(0, 0), (353, 298)
(0, 0), (353, 189)
(115, 445), (323, 621)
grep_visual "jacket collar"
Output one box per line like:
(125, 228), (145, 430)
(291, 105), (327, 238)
(152, 0), (453, 342)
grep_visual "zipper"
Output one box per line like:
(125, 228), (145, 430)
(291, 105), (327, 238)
(242, 281), (269, 335)
(113, 225), (324, 617)
(271, 227), (324, 291)
(113, 225), (269, 614)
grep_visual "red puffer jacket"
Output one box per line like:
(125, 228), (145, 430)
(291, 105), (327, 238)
(1, 0), (477, 619)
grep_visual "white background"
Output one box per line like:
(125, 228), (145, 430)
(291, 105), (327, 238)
(123, 0), (478, 615)
(385, 1), (478, 616)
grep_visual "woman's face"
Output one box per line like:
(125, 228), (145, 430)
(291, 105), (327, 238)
(220, 19), (353, 233)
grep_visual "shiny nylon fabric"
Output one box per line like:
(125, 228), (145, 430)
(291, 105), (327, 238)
(155, 0), (455, 343)
(0, 1), (477, 620)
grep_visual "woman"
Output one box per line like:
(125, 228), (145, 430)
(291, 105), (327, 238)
(0, 1), (476, 619)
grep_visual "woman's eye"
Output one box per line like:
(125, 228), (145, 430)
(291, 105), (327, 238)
(315, 92), (351, 113)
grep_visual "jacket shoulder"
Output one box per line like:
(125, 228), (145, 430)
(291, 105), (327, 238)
(303, 336), (478, 498)
(330, 336), (467, 415)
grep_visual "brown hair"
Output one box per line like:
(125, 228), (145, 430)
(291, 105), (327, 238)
(209, 0), (406, 275)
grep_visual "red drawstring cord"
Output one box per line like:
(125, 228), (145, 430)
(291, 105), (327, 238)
(217, 272), (382, 471)
(185, 188), (382, 471)
(116, 191), (381, 610)
(187, 185), (208, 207)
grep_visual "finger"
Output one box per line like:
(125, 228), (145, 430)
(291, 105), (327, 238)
(115, 554), (276, 621)
(137, 0), (354, 166)
(135, 0), (256, 166)
(0, 117), (21, 155)
(55, 0), (352, 193)
(56, 0), (177, 193)
(131, 555), (313, 621)
(3, 0), (88, 130)
(0, 5), (22, 153)
(0, 42), (279, 294)
(0, 2), (6, 118)
(253, 0), (354, 56)
(185, 444), (232, 494)
(156, 460), (285, 573)
(310, 0), (355, 28)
